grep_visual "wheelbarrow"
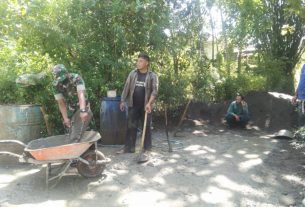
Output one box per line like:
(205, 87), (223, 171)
(0, 131), (110, 189)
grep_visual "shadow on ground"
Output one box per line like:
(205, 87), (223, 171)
(0, 125), (305, 207)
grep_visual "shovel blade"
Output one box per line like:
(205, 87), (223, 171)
(136, 152), (149, 164)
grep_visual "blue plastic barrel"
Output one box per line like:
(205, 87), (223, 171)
(100, 97), (128, 145)
(0, 105), (42, 143)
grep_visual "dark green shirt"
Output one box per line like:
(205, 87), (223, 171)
(227, 101), (248, 116)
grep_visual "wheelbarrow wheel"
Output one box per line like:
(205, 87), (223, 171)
(77, 150), (106, 178)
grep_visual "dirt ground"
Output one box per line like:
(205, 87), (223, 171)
(1, 124), (305, 207)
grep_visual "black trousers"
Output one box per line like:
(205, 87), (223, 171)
(125, 107), (152, 151)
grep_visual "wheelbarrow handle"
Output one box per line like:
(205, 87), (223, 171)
(0, 140), (27, 162)
(0, 140), (27, 147)
(0, 151), (22, 159)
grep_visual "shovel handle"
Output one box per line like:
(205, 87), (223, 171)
(76, 121), (85, 142)
(140, 111), (148, 151)
(164, 106), (173, 152)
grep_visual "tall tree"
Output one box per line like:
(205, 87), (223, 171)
(220, 0), (305, 92)
(255, 0), (305, 92)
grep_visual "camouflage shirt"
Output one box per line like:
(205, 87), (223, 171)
(52, 73), (86, 115)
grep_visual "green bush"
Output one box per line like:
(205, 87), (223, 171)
(214, 72), (266, 101)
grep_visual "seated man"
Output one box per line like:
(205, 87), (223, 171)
(225, 94), (249, 128)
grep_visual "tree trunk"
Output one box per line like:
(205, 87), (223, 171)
(209, 10), (215, 61)
(173, 56), (178, 75)
(237, 46), (242, 74)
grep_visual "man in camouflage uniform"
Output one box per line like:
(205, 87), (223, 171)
(52, 64), (92, 140)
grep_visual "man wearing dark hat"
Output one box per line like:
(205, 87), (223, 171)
(117, 53), (159, 155)
(52, 64), (92, 140)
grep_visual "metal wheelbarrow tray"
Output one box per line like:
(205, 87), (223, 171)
(0, 131), (110, 188)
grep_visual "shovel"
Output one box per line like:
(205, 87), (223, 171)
(136, 111), (149, 164)
(164, 105), (173, 152)
(70, 110), (93, 142)
(173, 99), (192, 137)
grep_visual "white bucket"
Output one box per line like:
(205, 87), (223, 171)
(107, 90), (117, 98)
